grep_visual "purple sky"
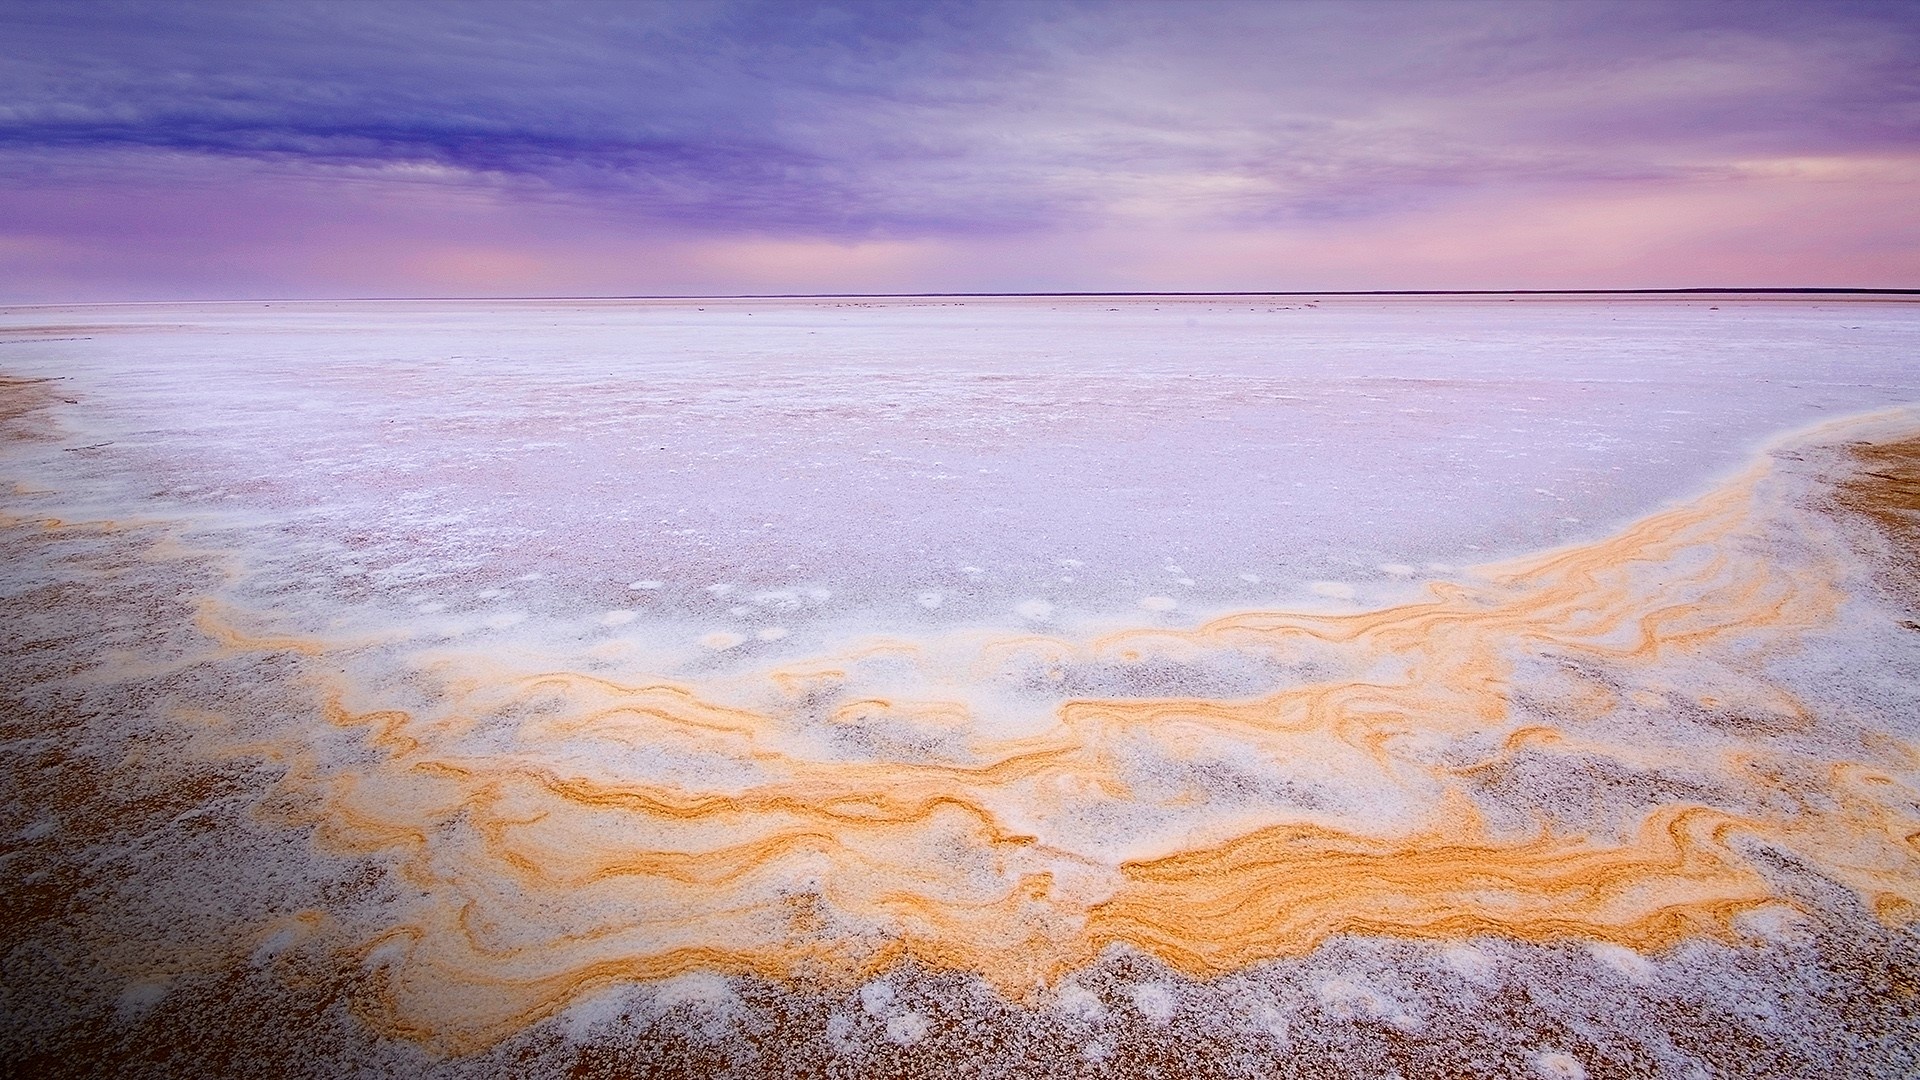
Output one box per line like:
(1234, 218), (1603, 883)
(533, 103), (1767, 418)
(2, 0), (1916, 301)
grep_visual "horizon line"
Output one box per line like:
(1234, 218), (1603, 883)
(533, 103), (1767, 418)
(5, 286), (1918, 309)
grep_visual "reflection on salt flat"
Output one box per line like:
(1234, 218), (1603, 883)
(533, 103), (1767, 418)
(2, 298), (1919, 1076)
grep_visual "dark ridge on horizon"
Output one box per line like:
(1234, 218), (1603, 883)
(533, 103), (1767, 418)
(583, 287), (1920, 300)
(6, 288), (1919, 309)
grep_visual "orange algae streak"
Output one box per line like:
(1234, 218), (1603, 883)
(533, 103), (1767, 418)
(194, 599), (329, 656)
(196, 434), (1920, 1054)
(1089, 806), (1779, 977)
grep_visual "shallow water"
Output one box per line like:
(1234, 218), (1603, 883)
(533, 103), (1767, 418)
(2, 296), (1917, 1077)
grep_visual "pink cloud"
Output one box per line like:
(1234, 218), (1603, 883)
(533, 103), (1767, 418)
(2, 150), (1914, 302)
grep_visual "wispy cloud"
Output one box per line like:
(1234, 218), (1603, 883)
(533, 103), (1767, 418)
(1, 0), (1915, 297)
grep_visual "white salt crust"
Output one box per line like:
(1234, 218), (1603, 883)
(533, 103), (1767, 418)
(1, 298), (1918, 1077)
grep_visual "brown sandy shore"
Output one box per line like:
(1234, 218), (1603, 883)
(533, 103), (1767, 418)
(1, 374), (1917, 1078)
(0, 374), (66, 440)
(1835, 436), (1920, 609)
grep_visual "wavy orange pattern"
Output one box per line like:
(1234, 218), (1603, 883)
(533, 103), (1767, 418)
(163, 431), (1920, 1054)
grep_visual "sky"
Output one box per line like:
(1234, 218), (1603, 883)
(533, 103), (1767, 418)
(1, 0), (1916, 301)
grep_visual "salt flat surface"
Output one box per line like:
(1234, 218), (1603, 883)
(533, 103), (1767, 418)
(2, 295), (1916, 646)
(2, 295), (1918, 1077)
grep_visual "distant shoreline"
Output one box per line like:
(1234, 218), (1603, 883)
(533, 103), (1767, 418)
(4, 287), (1918, 310)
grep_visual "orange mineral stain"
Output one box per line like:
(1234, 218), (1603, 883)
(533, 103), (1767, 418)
(4, 371), (1919, 1060)
(167, 427), (1914, 1054)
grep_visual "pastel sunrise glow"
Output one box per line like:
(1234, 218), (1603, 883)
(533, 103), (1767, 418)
(3, 0), (1917, 301)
